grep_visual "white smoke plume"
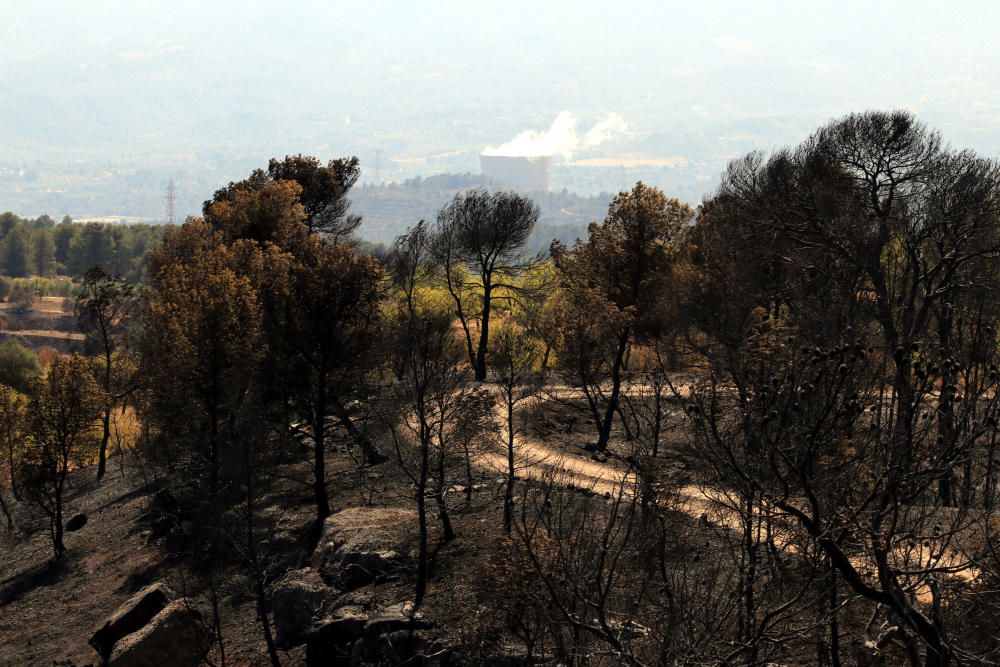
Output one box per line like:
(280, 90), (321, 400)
(482, 112), (628, 160)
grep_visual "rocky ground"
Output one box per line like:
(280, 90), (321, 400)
(0, 391), (641, 666)
(0, 388), (696, 665)
(0, 467), (168, 665)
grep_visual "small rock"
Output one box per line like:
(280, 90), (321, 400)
(147, 516), (176, 542)
(65, 513), (88, 532)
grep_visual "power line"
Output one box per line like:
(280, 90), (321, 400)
(165, 180), (177, 225)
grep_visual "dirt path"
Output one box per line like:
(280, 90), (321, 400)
(477, 440), (632, 497)
(1, 329), (83, 340)
(474, 384), (979, 604)
(0, 296), (71, 315)
(474, 382), (697, 496)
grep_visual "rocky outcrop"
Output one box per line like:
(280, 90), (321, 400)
(351, 630), (446, 666)
(311, 507), (416, 590)
(269, 567), (331, 646)
(363, 601), (430, 637)
(303, 606), (369, 665)
(305, 601), (442, 667)
(89, 583), (171, 662)
(108, 599), (208, 667)
(258, 505), (315, 569)
(89, 583), (206, 666)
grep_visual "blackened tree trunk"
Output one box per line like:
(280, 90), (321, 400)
(828, 557), (842, 667)
(96, 339), (113, 481)
(433, 412), (455, 542)
(503, 389), (515, 533)
(596, 328), (630, 452)
(255, 575), (281, 667)
(474, 281), (493, 381)
(97, 403), (111, 481)
(0, 492), (11, 530)
(414, 420), (430, 612)
(313, 387), (330, 523)
(245, 469), (281, 667)
(936, 308), (957, 507)
(7, 442), (19, 501)
(53, 477), (66, 558)
(330, 396), (386, 465)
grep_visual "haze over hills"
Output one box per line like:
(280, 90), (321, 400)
(351, 173), (611, 248)
(2, 0), (999, 237)
(6, 4), (1000, 665)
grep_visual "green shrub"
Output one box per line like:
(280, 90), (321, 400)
(0, 339), (42, 393)
(7, 276), (77, 298)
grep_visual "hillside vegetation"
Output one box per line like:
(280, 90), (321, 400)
(3, 112), (1000, 667)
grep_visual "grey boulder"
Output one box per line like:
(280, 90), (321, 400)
(109, 599), (208, 667)
(269, 567), (331, 646)
(311, 507), (416, 590)
(89, 582), (171, 661)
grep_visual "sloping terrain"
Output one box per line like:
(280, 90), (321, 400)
(0, 470), (165, 665)
(0, 296), (83, 353)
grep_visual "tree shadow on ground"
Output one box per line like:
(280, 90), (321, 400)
(0, 557), (69, 607)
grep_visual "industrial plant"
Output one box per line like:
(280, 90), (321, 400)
(479, 153), (552, 192)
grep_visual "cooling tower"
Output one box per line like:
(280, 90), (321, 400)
(479, 154), (552, 192)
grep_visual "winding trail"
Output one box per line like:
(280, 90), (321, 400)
(470, 383), (981, 605)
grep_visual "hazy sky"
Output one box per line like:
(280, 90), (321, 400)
(2, 1), (999, 216)
(4, 1), (998, 137)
